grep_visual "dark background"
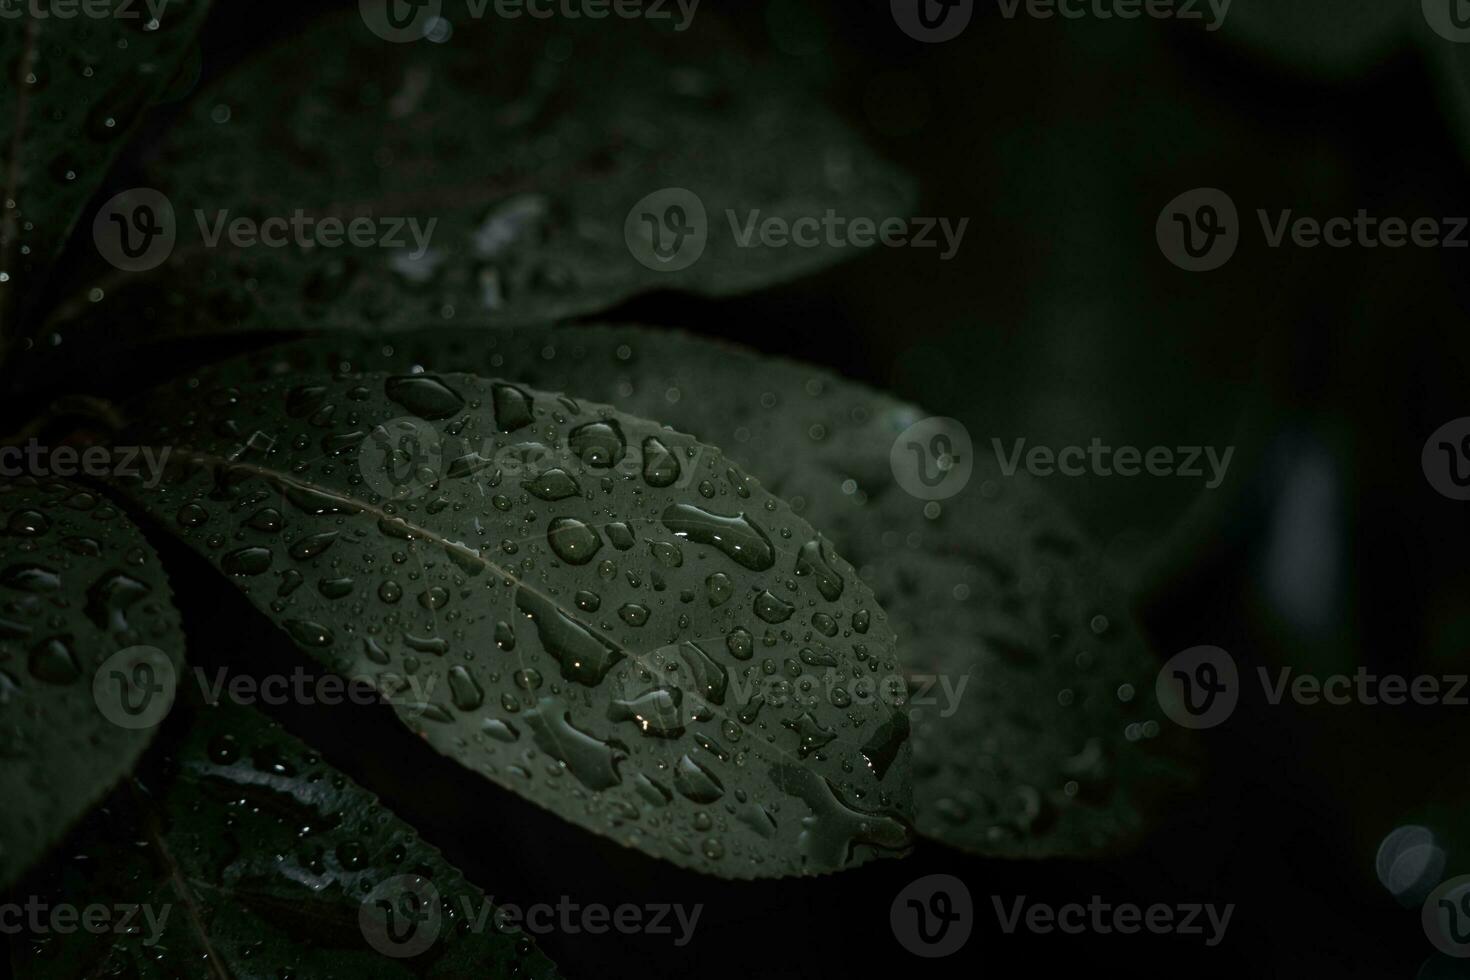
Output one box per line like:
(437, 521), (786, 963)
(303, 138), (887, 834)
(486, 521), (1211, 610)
(18, 0), (1470, 976)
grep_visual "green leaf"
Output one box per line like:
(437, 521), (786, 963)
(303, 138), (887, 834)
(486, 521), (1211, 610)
(45, 7), (912, 345)
(204, 324), (1198, 858)
(0, 0), (212, 338)
(9, 699), (559, 978)
(108, 365), (914, 879)
(1220, 0), (1411, 79)
(0, 475), (185, 891)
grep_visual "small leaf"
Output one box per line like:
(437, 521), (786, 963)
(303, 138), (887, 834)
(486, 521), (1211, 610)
(47, 8), (912, 345)
(0, 475), (185, 891)
(109, 366), (914, 879)
(204, 325), (1200, 858)
(9, 699), (559, 978)
(0, 0), (212, 334)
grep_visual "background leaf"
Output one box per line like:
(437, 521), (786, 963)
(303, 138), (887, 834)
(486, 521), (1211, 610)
(42, 6), (913, 348)
(0, 0), (211, 340)
(210, 324), (1198, 858)
(0, 475), (185, 890)
(8, 698), (559, 978)
(1219, 0), (1411, 79)
(109, 365), (914, 879)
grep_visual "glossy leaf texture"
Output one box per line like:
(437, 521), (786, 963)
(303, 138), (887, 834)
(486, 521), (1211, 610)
(205, 325), (1199, 859)
(0, 475), (185, 891)
(107, 367), (914, 879)
(9, 699), (559, 978)
(0, 0), (211, 332)
(43, 6), (913, 346)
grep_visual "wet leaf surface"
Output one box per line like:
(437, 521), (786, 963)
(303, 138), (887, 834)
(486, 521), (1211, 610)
(0, 475), (185, 890)
(45, 7), (912, 346)
(197, 324), (1198, 858)
(109, 364), (913, 879)
(0, 0), (211, 333)
(9, 698), (559, 978)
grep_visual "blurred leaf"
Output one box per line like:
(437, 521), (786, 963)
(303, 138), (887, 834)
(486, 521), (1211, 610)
(219, 324), (1198, 859)
(44, 7), (912, 346)
(108, 364), (913, 879)
(0, 0), (211, 340)
(1221, 0), (1411, 78)
(0, 475), (185, 891)
(9, 699), (559, 978)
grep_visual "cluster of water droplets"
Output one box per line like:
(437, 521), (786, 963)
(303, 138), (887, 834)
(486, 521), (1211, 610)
(123, 365), (916, 876)
(0, 475), (182, 886)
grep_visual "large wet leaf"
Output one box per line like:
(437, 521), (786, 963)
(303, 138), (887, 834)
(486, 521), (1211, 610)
(199, 324), (1197, 858)
(9, 699), (559, 978)
(0, 475), (185, 890)
(42, 7), (912, 347)
(0, 0), (211, 336)
(108, 366), (913, 878)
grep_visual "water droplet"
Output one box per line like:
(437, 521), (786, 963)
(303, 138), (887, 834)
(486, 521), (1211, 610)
(662, 504), (774, 571)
